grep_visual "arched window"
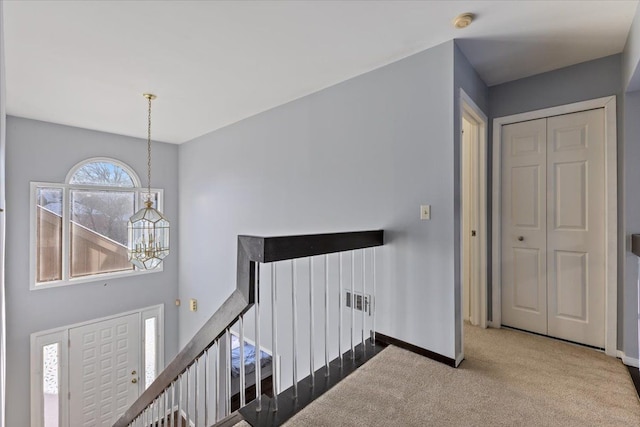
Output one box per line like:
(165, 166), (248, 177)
(31, 158), (164, 288)
(67, 159), (138, 187)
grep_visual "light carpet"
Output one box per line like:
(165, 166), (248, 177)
(280, 325), (640, 426)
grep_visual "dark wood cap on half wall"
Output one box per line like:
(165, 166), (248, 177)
(632, 234), (640, 258)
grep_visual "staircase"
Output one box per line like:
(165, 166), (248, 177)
(114, 230), (384, 427)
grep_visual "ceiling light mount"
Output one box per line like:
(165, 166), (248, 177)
(453, 13), (474, 29)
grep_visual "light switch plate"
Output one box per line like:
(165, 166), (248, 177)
(189, 299), (197, 311)
(420, 205), (431, 220)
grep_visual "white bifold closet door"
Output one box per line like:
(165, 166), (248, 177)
(501, 108), (605, 348)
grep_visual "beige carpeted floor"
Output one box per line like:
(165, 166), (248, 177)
(278, 325), (640, 426)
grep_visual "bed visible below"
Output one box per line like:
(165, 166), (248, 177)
(230, 334), (274, 410)
(231, 334), (272, 377)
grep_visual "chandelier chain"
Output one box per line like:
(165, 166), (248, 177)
(147, 95), (152, 198)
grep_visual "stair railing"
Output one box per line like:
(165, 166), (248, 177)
(114, 230), (384, 427)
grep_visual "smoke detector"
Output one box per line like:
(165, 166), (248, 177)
(453, 13), (474, 29)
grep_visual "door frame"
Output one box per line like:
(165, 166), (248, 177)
(491, 96), (617, 356)
(30, 304), (164, 427)
(460, 89), (488, 332)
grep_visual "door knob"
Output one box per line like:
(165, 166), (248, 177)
(517, 236), (524, 241)
(131, 378), (138, 384)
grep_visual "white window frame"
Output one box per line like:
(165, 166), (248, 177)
(30, 305), (164, 427)
(30, 158), (165, 290)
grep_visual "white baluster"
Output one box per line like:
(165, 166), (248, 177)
(372, 248), (377, 345)
(177, 373), (182, 427)
(362, 249), (366, 348)
(339, 253), (343, 366)
(161, 390), (165, 427)
(291, 260), (298, 398)
(204, 350), (209, 427)
(185, 367), (190, 424)
(225, 329), (231, 416)
(171, 380), (176, 427)
(163, 385), (171, 426)
(351, 251), (355, 360)
(215, 341), (220, 422)
(194, 359), (199, 427)
(239, 315), (246, 407)
(324, 254), (330, 375)
(309, 257), (315, 386)
(255, 263), (262, 411)
(271, 263), (279, 411)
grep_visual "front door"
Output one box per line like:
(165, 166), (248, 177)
(501, 108), (605, 348)
(69, 313), (140, 426)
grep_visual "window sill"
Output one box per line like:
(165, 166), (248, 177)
(30, 265), (164, 291)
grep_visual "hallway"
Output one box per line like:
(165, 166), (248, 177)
(281, 325), (640, 426)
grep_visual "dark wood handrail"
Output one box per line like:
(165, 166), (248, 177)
(114, 230), (384, 427)
(236, 230), (384, 302)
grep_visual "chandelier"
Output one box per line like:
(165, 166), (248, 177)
(127, 93), (170, 269)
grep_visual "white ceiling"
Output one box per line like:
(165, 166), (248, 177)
(3, 1), (638, 144)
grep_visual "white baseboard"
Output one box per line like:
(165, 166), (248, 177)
(618, 350), (640, 368)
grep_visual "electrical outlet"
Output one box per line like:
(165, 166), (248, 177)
(345, 291), (372, 315)
(189, 299), (197, 312)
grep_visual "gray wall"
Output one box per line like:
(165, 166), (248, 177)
(490, 54), (622, 119)
(453, 42), (489, 360)
(0, 2), (6, 425)
(178, 41), (461, 360)
(623, 0), (640, 364)
(5, 117), (179, 426)
(488, 54), (626, 351)
(624, 2), (640, 92)
(624, 90), (640, 360)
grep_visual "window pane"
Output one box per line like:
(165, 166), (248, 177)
(36, 188), (63, 283)
(43, 343), (59, 427)
(69, 161), (135, 187)
(70, 190), (134, 278)
(144, 317), (156, 389)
